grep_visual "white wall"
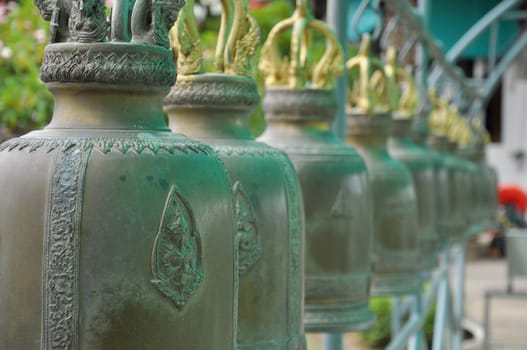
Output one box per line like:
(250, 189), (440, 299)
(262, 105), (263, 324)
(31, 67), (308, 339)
(487, 49), (527, 191)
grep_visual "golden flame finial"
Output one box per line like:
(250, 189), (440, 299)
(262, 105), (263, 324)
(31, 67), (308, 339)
(345, 34), (391, 115)
(259, 0), (344, 89)
(383, 46), (418, 118)
(170, 0), (202, 75)
(170, 0), (260, 77)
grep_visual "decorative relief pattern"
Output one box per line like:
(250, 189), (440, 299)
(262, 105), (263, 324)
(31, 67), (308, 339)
(151, 186), (203, 309)
(42, 145), (90, 350)
(0, 137), (213, 157)
(233, 181), (260, 275)
(217, 144), (305, 348)
(165, 75), (260, 108)
(69, 0), (107, 43)
(40, 46), (176, 86)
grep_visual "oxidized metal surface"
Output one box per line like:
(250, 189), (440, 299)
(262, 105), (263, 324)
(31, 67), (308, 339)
(346, 113), (420, 296)
(0, 0), (238, 348)
(389, 118), (438, 270)
(260, 88), (375, 332)
(165, 74), (306, 349)
(429, 137), (469, 241)
(420, 134), (452, 249)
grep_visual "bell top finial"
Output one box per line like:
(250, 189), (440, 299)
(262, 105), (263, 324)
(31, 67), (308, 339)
(35, 0), (183, 47)
(259, 0), (344, 89)
(383, 47), (418, 118)
(171, 0), (260, 77)
(346, 34), (392, 115)
(35, 0), (184, 86)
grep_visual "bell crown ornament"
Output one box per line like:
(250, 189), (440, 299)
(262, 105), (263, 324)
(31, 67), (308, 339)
(346, 34), (398, 115)
(170, 0), (260, 77)
(164, 0), (261, 124)
(35, 0), (183, 88)
(259, 0), (344, 89)
(382, 47), (418, 119)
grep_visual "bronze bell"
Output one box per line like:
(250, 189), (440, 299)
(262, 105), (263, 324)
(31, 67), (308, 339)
(164, 1), (306, 348)
(411, 114), (451, 250)
(429, 100), (474, 240)
(258, 1), (375, 332)
(345, 35), (420, 296)
(0, 2), (239, 349)
(389, 118), (439, 268)
(427, 134), (464, 244)
(384, 49), (438, 269)
(458, 119), (498, 229)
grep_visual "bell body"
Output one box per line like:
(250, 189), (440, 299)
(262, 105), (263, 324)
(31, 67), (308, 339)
(422, 135), (452, 248)
(460, 148), (498, 230)
(482, 165), (498, 225)
(428, 136), (469, 241)
(346, 112), (420, 296)
(457, 151), (483, 234)
(259, 88), (375, 332)
(389, 118), (438, 269)
(165, 74), (306, 350)
(0, 44), (237, 350)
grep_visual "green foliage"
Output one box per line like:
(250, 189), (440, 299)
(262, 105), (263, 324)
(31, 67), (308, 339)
(359, 297), (392, 348)
(358, 295), (437, 349)
(0, 0), (52, 138)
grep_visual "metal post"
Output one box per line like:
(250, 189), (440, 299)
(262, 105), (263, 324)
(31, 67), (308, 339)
(391, 297), (402, 336)
(408, 293), (425, 350)
(324, 333), (343, 350)
(416, 0), (431, 124)
(452, 241), (467, 350)
(327, 0), (349, 140)
(432, 247), (451, 350)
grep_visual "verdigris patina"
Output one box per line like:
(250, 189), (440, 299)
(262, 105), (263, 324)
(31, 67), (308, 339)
(0, 0), (239, 349)
(165, 1), (307, 348)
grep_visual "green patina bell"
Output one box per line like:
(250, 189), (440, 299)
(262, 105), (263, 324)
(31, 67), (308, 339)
(345, 37), (420, 296)
(164, 2), (306, 348)
(389, 118), (438, 269)
(411, 117), (451, 250)
(260, 88), (375, 332)
(427, 134), (464, 244)
(383, 49), (438, 268)
(347, 113), (420, 295)
(257, 1), (375, 333)
(458, 120), (498, 229)
(0, 1), (240, 349)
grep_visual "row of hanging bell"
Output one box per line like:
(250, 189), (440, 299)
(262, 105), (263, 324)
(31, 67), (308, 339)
(257, 0), (376, 332)
(428, 94), (498, 242)
(166, 0), (306, 347)
(345, 35), (422, 296)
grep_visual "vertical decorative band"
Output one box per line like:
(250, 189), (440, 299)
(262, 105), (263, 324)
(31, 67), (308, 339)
(42, 147), (89, 350)
(274, 152), (306, 350)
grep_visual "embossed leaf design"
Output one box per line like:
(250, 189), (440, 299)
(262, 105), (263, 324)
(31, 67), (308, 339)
(233, 181), (261, 275)
(151, 187), (204, 310)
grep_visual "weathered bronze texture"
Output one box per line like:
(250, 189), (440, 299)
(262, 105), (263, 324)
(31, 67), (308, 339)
(411, 125), (451, 250)
(428, 97), (474, 240)
(458, 123), (498, 230)
(0, 50), (238, 350)
(165, 74), (306, 349)
(347, 112), (420, 296)
(260, 88), (375, 332)
(167, 0), (306, 347)
(389, 118), (438, 269)
(0, 1), (240, 348)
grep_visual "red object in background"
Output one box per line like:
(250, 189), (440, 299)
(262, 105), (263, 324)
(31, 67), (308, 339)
(249, 0), (269, 9)
(499, 185), (527, 214)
